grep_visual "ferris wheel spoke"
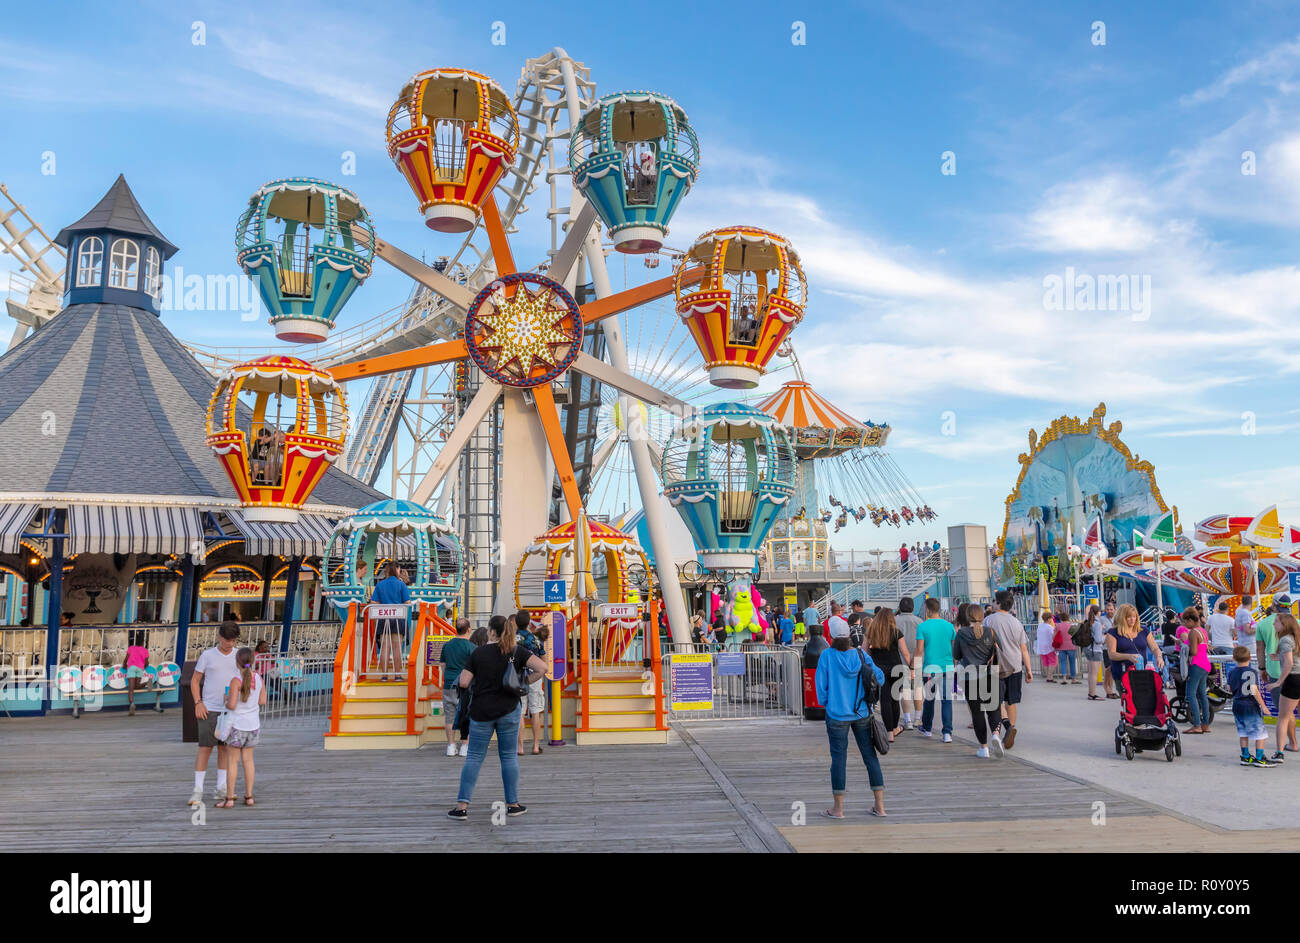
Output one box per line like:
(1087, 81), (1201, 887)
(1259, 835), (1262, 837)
(410, 379), (503, 504)
(480, 195), (517, 277)
(545, 202), (598, 285)
(572, 351), (689, 412)
(370, 236), (477, 313)
(531, 383), (582, 520)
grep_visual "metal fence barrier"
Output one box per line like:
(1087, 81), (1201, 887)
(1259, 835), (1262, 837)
(258, 655), (335, 728)
(660, 643), (802, 723)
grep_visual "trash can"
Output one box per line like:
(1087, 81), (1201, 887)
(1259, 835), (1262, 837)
(179, 660), (198, 743)
(802, 628), (828, 720)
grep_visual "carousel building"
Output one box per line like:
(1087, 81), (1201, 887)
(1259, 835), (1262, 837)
(0, 176), (384, 712)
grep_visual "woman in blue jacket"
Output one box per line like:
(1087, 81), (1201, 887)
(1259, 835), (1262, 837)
(815, 618), (888, 818)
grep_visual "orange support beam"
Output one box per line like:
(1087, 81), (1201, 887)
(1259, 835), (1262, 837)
(480, 195), (517, 278)
(649, 597), (665, 730)
(531, 383), (583, 522)
(579, 267), (705, 324)
(328, 339), (468, 383)
(328, 602), (357, 737)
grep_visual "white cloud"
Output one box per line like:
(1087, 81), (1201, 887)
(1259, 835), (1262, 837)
(1020, 175), (1163, 252)
(1182, 35), (1300, 105)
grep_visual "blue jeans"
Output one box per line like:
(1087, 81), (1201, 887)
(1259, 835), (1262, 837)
(456, 705), (522, 805)
(1186, 664), (1210, 727)
(921, 672), (953, 735)
(825, 716), (883, 794)
(1058, 650), (1077, 678)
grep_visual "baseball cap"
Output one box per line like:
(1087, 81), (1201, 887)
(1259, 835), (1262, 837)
(1276, 594), (1292, 606)
(827, 615), (850, 639)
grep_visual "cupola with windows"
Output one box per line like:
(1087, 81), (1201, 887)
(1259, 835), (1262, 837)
(53, 174), (178, 314)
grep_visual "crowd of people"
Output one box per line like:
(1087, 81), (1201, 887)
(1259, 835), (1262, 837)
(811, 589), (1035, 816)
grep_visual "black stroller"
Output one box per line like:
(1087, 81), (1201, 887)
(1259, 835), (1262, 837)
(1166, 652), (1230, 725)
(1115, 668), (1181, 761)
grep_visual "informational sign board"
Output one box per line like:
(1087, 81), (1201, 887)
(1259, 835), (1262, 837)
(367, 604), (407, 622)
(717, 652), (746, 676)
(601, 603), (637, 619)
(1084, 584), (1100, 605)
(783, 585), (797, 609)
(1289, 573), (1300, 595)
(670, 653), (713, 711)
(550, 610), (567, 680)
(543, 579), (567, 604)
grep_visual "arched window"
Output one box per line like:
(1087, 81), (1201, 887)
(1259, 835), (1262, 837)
(109, 238), (139, 290)
(76, 237), (103, 287)
(144, 246), (161, 299)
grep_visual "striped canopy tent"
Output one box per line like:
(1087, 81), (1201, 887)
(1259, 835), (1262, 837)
(514, 518), (653, 610)
(753, 379), (932, 532)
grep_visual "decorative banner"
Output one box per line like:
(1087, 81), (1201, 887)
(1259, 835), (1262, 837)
(64, 553), (136, 624)
(106, 666), (127, 690)
(156, 662), (180, 687)
(670, 653), (713, 711)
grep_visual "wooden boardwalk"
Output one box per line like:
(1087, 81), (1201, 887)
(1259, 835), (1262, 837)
(1, 711), (1289, 852)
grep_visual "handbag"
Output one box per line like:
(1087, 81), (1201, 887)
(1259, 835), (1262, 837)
(214, 710), (234, 742)
(855, 649), (890, 756)
(502, 649), (528, 698)
(455, 682), (473, 738)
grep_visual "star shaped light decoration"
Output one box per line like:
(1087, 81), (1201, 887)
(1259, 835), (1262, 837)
(477, 282), (576, 380)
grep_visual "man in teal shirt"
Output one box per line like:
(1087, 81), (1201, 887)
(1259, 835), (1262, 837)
(439, 617), (476, 756)
(913, 597), (956, 741)
(1256, 596), (1289, 682)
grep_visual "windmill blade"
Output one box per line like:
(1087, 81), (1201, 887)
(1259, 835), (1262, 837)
(410, 379), (503, 504)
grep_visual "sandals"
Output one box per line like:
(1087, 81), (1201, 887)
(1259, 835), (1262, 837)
(821, 809), (844, 819)
(215, 796), (236, 809)
(532, 747), (543, 755)
(1088, 694), (1102, 701)
(869, 808), (887, 817)
(244, 795), (255, 807)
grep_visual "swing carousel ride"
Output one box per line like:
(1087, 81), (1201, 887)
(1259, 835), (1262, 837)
(184, 50), (932, 640)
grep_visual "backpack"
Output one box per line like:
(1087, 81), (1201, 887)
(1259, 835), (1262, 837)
(854, 649), (881, 708)
(1071, 620), (1094, 650)
(502, 649), (528, 698)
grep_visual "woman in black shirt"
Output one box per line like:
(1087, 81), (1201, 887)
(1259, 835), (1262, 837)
(448, 615), (548, 821)
(865, 609), (911, 741)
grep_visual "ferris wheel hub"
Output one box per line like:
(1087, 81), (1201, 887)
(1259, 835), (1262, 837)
(465, 272), (583, 388)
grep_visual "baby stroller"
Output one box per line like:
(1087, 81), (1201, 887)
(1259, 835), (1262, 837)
(1114, 668), (1181, 761)
(1166, 656), (1230, 725)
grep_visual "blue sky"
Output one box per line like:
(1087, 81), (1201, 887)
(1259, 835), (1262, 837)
(3, 0), (1300, 549)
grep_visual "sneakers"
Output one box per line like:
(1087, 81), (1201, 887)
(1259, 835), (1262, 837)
(447, 807), (468, 821)
(446, 743), (458, 756)
(917, 729), (932, 738)
(129, 703), (136, 716)
(976, 746), (990, 758)
(1255, 756), (1280, 768)
(904, 721), (915, 731)
(942, 733), (952, 744)
(1002, 726), (1017, 750)
(1270, 751), (1285, 764)
(459, 742), (468, 757)
(507, 804), (527, 817)
(989, 732), (1004, 758)
(187, 790), (203, 807)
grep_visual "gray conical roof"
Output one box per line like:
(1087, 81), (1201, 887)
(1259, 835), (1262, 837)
(0, 302), (383, 510)
(53, 175), (179, 259)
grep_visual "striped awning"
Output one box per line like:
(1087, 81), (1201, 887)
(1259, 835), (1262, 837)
(66, 504), (205, 557)
(0, 503), (38, 554)
(226, 509), (338, 558)
(757, 381), (866, 431)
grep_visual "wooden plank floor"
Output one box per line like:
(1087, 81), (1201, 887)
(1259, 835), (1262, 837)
(0, 711), (1276, 852)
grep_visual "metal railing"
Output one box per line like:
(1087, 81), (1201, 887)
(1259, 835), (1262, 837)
(660, 643), (801, 722)
(185, 621), (342, 661)
(260, 655), (335, 727)
(814, 548), (951, 616)
(0, 628), (47, 679)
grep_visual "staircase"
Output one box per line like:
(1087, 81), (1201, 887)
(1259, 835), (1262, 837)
(324, 602), (453, 750)
(575, 602), (669, 745)
(814, 548), (949, 617)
